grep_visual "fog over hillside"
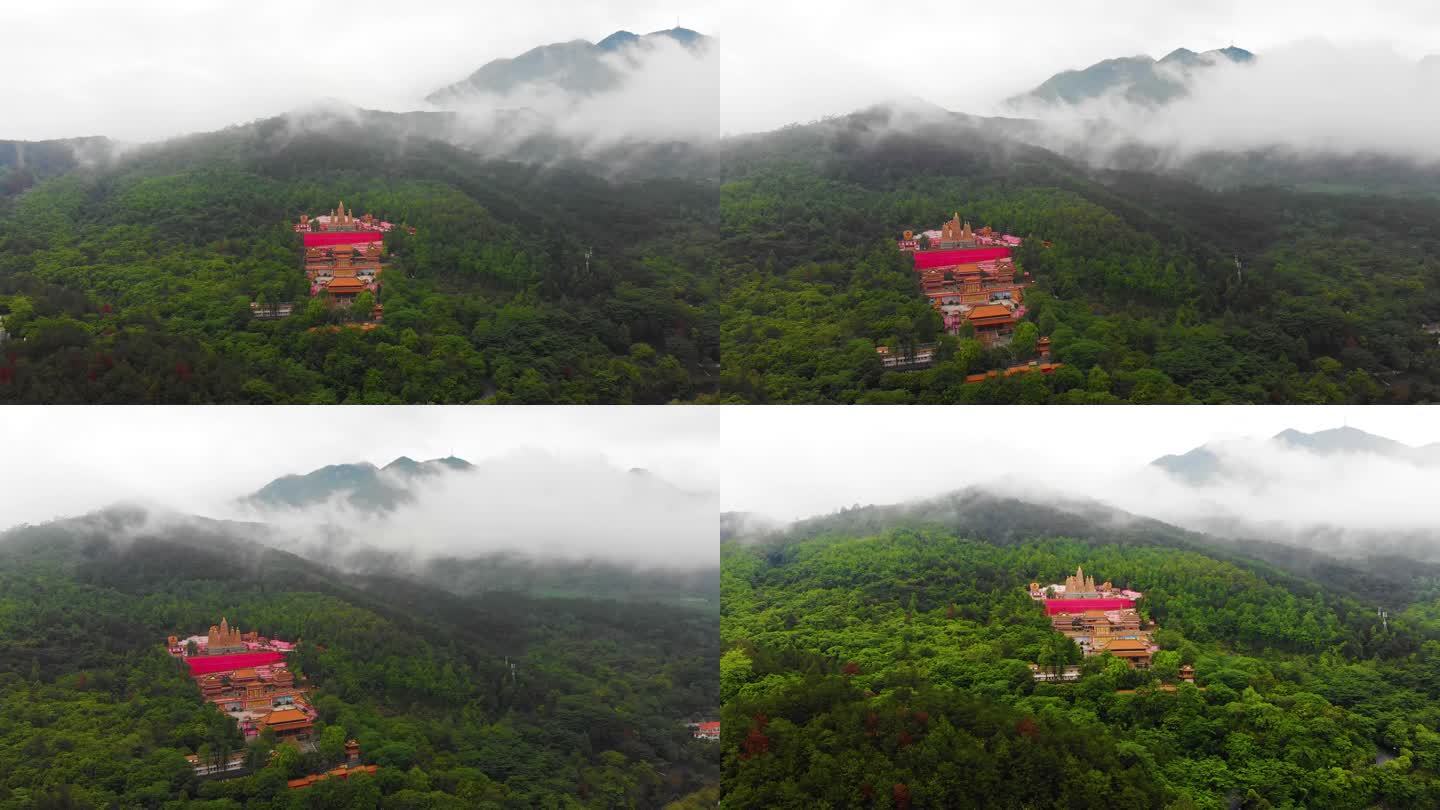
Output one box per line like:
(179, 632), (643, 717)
(0, 1), (721, 142)
(5, 0), (1438, 167)
(1006, 40), (1440, 166)
(722, 407), (1440, 561)
(1137, 427), (1440, 557)
(234, 448), (718, 567)
(0, 407), (719, 570)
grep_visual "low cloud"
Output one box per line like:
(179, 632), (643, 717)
(932, 439), (1440, 560)
(1096, 440), (1440, 555)
(1005, 40), (1440, 166)
(42, 36), (722, 175)
(233, 449), (719, 569)
(723, 409), (1440, 562)
(0, 408), (719, 573)
(436, 35), (720, 154)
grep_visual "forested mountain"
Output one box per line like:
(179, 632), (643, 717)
(399, 552), (720, 607)
(426, 27), (712, 105)
(715, 104), (1440, 403)
(1007, 46), (1255, 108)
(242, 455), (474, 513)
(1152, 426), (1440, 484)
(721, 493), (1440, 808)
(0, 506), (719, 808)
(1139, 426), (1440, 562)
(6, 76), (1439, 404)
(731, 488), (1440, 609)
(0, 110), (719, 404)
(719, 512), (781, 543)
(0, 138), (111, 196)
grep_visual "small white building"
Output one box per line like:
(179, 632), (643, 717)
(1029, 663), (1082, 682)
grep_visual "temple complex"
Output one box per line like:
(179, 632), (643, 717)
(292, 201), (409, 310)
(304, 243), (385, 302)
(897, 215), (1031, 347)
(294, 202), (394, 236)
(1029, 566), (1144, 602)
(168, 620), (316, 748)
(882, 214), (1064, 375)
(1028, 569), (1157, 669)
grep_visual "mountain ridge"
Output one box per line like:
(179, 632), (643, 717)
(1152, 426), (1440, 485)
(425, 27), (711, 106)
(0, 502), (720, 805)
(725, 486), (1440, 608)
(241, 455), (474, 513)
(1008, 45), (1255, 108)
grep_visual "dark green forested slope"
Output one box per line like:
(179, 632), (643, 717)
(0, 512), (718, 808)
(0, 119), (718, 404)
(716, 112), (1440, 403)
(763, 490), (1440, 610)
(720, 519), (1440, 808)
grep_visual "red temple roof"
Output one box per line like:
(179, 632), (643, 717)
(696, 721), (720, 733)
(1044, 598), (1135, 615)
(913, 247), (1012, 270)
(185, 651), (285, 676)
(303, 231), (384, 248)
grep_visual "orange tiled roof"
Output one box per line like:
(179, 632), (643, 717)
(966, 304), (1012, 320)
(287, 764), (378, 790)
(326, 277), (367, 293)
(263, 708), (311, 726)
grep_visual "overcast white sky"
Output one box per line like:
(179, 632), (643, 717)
(722, 406), (1440, 523)
(4, 1), (1438, 141)
(0, 0), (719, 141)
(0, 405), (718, 530)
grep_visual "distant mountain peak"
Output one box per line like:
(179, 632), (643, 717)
(1009, 44), (1253, 108)
(1272, 425), (1412, 456)
(1160, 47), (1200, 64)
(244, 454), (473, 513)
(426, 27), (711, 106)
(1215, 45), (1255, 62)
(647, 27), (705, 46)
(1154, 426), (1440, 486)
(596, 30), (640, 51)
